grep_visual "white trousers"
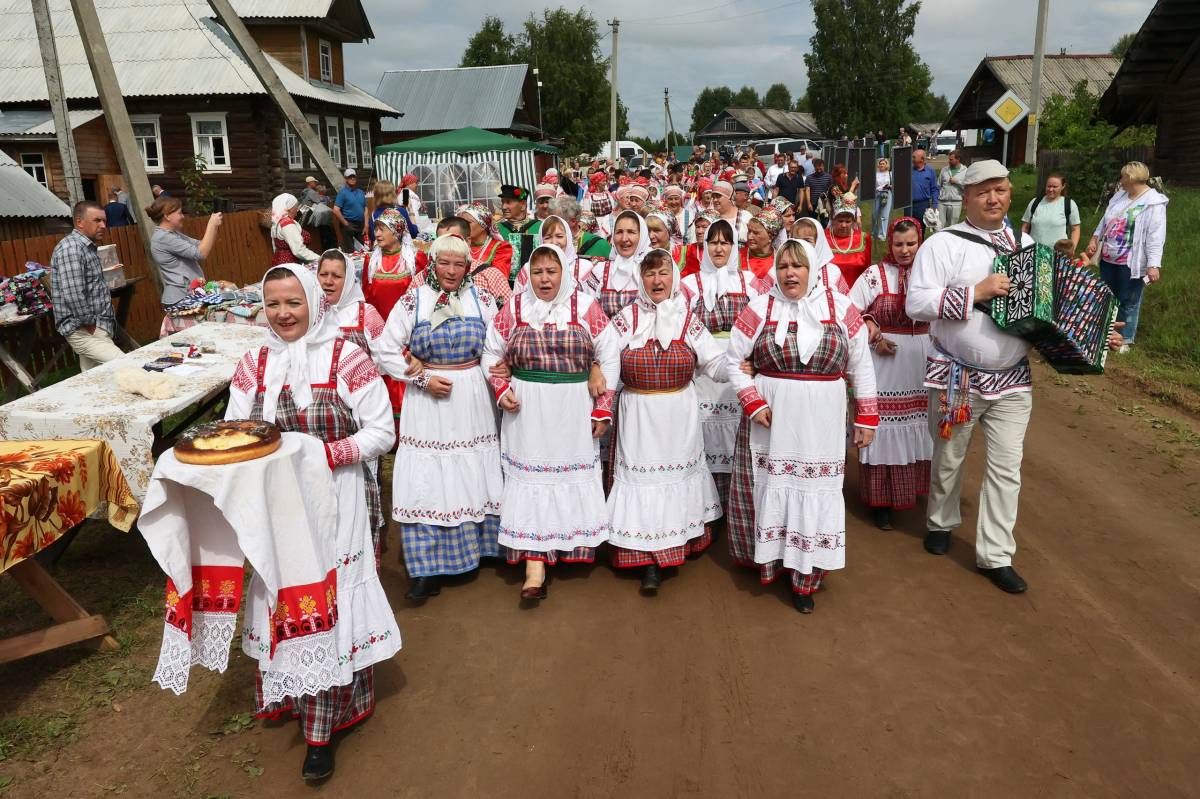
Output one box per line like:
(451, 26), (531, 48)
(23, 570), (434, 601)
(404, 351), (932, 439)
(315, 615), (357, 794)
(66, 327), (124, 371)
(925, 389), (1032, 568)
(938, 202), (962, 230)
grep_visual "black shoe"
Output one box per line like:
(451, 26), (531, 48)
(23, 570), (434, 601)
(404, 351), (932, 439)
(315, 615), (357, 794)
(404, 576), (441, 601)
(923, 530), (951, 555)
(872, 507), (894, 530)
(977, 565), (1028, 594)
(793, 593), (815, 614)
(302, 744), (334, 781)
(640, 564), (662, 593)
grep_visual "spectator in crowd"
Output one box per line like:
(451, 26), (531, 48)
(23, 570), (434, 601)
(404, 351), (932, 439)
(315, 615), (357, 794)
(774, 160), (805, 207)
(367, 180), (417, 247)
(1084, 161), (1168, 352)
(333, 168), (366, 250)
(151, 184), (169, 198)
(147, 196), (222, 334)
(50, 201), (123, 370)
(937, 150), (967, 229)
(534, 184), (556, 220)
(873, 157), (893, 240)
(799, 148), (816, 177)
(1020, 172), (1080, 251)
(300, 176), (327, 207)
(910, 148), (938, 235)
(765, 152), (788, 192)
(269, 193), (320, 266)
(300, 176), (337, 251)
(103, 189), (135, 228)
(804, 159), (834, 226)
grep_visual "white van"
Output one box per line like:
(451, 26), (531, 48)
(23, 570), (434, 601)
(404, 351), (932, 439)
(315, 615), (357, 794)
(596, 141), (651, 167)
(934, 131), (958, 155)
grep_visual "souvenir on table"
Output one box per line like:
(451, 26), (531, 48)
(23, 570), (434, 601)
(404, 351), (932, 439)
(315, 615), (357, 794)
(989, 244), (1056, 338)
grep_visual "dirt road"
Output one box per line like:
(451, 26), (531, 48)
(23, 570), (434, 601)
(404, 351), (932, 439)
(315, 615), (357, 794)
(4, 363), (1198, 798)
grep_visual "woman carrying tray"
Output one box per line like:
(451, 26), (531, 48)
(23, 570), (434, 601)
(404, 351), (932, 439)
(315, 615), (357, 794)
(227, 263), (400, 780)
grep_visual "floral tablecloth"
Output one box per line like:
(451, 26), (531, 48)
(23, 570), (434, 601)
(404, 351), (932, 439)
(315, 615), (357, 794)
(0, 439), (139, 573)
(0, 322), (266, 501)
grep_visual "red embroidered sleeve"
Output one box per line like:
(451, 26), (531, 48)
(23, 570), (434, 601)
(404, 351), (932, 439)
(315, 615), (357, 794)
(324, 437), (361, 468)
(938, 287), (971, 320)
(582, 296), (610, 336)
(733, 304), (762, 340)
(492, 302), (516, 340)
(842, 303), (864, 339)
(737, 386), (767, 418)
(363, 303), (386, 339)
(231, 352), (256, 393)
(338, 345), (382, 394)
(854, 396), (880, 429)
(592, 389), (615, 421)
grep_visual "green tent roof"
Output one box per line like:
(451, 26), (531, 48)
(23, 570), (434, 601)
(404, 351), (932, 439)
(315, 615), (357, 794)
(375, 126), (558, 156)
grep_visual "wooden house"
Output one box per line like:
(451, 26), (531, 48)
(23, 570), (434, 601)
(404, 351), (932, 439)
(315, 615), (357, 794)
(0, 0), (399, 210)
(1099, 0), (1200, 187)
(694, 108), (822, 152)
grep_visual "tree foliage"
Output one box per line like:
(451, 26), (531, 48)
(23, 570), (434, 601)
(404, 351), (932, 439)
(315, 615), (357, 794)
(1111, 32), (1136, 59)
(763, 83), (792, 111)
(458, 9), (627, 154)
(803, 0), (942, 136)
(690, 86), (736, 134)
(731, 86), (761, 107)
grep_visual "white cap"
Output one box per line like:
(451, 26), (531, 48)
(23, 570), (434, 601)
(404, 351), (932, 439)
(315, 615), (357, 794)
(304, 175), (317, 183)
(961, 159), (1008, 186)
(343, 168), (357, 177)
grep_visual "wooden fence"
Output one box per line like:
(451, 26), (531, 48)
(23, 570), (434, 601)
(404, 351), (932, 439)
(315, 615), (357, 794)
(0, 209), (273, 344)
(1035, 145), (1155, 202)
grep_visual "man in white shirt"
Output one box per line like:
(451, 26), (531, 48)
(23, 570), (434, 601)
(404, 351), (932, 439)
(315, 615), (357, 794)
(799, 149), (816, 177)
(764, 152), (788, 190)
(906, 159), (1034, 594)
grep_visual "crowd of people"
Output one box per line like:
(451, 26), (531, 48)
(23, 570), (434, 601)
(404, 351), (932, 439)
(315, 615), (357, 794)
(43, 149), (1152, 782)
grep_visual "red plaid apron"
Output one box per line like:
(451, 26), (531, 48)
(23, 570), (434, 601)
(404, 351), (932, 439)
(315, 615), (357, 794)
(692, 268), (750, 334)
(867, 265), (929, 335)
(271, 218), (313, 266)
(597, 261), (640, 320)
(339, 302), (371, 354)
(728, 290), (846, 594)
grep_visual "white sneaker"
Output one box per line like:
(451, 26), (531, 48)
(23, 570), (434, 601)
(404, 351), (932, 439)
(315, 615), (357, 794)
(1118, 344), (1130, 354)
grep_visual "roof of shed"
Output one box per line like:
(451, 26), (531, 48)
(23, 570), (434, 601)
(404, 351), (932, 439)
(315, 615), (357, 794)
(375, 65), (530, 133)
(0, 150), (71, 218)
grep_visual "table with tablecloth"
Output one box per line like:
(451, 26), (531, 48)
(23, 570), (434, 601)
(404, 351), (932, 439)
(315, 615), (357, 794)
(0, 438), (141, 662)
(0, 322), (266, 501)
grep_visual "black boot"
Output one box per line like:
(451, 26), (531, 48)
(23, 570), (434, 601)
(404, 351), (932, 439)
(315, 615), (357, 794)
(923, 529), (951, 555)
(872, 507), (894, 530)
(640, 564), (662, 594)
(302, 744), (334, 780)
(405, 576), (441, 601)
(793, 593), (815, 614)
(977, 565), (1028, 594)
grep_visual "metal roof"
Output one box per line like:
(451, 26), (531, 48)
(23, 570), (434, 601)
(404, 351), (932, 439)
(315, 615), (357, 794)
(0, 109), (104, 136)
(0, 0), (396, 112)
(701, 108), (821, 137)
(375, 65), (528, 133)
(985, 54), (1122, 103)
(0, 150), (71, 218)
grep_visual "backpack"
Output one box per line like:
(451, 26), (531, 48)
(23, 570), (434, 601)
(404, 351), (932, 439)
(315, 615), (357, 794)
(1029, 194), (1076, 239)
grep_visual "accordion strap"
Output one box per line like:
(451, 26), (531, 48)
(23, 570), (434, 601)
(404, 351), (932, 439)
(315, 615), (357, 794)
(942, 229), (997, 250)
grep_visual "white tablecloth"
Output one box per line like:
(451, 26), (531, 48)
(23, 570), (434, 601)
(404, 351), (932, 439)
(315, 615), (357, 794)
(0, 322), (266, 500)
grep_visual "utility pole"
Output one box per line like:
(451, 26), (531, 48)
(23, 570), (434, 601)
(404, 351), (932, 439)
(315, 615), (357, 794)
(69, 0), (162, 293)
(32, 0), (83, 205)
(664, 88), (669, 150)
(608, 18), (619, 162)
(1024, 0), (1050, 165)
(207, 0), (342, 192)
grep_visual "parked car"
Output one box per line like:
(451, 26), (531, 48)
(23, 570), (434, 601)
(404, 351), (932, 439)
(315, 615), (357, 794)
(751, 138), (823, 159)
(596, 141), (650, 167)
(934, 131), (958, 155)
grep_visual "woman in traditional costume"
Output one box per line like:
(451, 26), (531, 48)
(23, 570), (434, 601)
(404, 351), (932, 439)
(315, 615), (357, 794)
(226, 263), (400, 779)
(681, 211), (718, 277)
(482, 244), (619, 601)
(826, 196), (872, 287)
(363, 208), (416, 321)
(725, 240), (878, 613)
(848, 217), (930, 530)
(743, 206), (783, 279)
(584, 209), (650, 318)
(515, 214), (597, 289)
(791, 216), (849, 294)
(316, 250), (385, 362)
(270, 193), (321, 266)
(679, 219), (763, 511)
(644, 203), (686, 269)
(455, 202), (515, 302)
(605, 249), (725, 592)
(378, 235), (504, 601)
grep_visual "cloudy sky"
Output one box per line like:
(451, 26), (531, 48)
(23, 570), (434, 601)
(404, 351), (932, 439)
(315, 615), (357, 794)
(345, 0), (1152, 137)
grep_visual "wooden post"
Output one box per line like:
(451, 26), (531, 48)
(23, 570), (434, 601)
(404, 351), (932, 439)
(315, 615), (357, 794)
(205, 0), (343, 192)
(31, 0), (83, 206)
(68, 0), (164, 296)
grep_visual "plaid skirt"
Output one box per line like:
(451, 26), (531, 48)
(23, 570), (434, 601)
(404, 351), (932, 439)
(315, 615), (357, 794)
(400, 517), (500, 577)
(254, 667), (374, 746)
(610, 526), (713, 568)
(859, 461), (930, 509)
(503, 545), (596, 566)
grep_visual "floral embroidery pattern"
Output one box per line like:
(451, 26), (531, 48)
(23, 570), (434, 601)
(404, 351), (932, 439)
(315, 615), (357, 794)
(757, 526), (846, 553)
(616, 455), (703, 474)
(340, 629), (395, 666)
(397, 433), (498, 451)
(392, 502), (501, 524)
(612, 503), (722, 541)
(754, 455), (846, 479)
(501, 452), (598, 474)
(499, 523), (610, 543)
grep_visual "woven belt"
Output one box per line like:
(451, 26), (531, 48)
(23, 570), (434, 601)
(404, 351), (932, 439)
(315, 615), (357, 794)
(878, 325), (930, 335)
(624, 385), (687, 395)
(510, 368), (589, 384)
(427, 359), (480, 371)
(757, 369), (843, 381)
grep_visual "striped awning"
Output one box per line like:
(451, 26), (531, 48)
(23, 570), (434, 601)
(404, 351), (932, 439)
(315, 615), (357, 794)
(375, 149), (543, 219)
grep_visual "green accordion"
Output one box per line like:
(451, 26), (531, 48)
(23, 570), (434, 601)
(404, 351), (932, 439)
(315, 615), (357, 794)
(989, 244), (1118, 375)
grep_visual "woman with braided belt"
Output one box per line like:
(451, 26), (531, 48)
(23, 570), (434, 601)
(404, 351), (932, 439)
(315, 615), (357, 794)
(679, 219), (763, 513)
(605, 249), (727, 593)
(848, 217), (931, 530)
(226, 263), (399, 779)
(725, 240), (879, 613)
(377, 235), (504, 602)
(483, 244), (619, 601)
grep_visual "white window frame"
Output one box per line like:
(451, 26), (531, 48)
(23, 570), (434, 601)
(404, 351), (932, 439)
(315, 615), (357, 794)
(343, 119), (357, 169)
(359, 125), (372, 167)
(20, 152), (47, 186)
(282, 124), (303, 170)
(325, 117), (341, 165)
(723, 117), (738, 132)
(130, 114), (163, 173)
(306, 113), (320, 168)
(189, 112), (231, 172)
(318, 39), (333, 82)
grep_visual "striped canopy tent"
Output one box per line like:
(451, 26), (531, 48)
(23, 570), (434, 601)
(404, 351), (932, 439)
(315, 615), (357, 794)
(374, 127), (558, 219)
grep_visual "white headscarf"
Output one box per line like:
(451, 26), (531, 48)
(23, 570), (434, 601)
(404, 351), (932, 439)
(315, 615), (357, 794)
(608, 210), (651, 289)
(518, 244), (578, 331)
(535, 214), (578, 268)
(794, 216), (835, 268)
(270, 193), (298, 240)
(629, 248), (685, 350)
(324, 251), (364, 315)
(769, 239), (826, 362)
(260, 263), (341, 423)
(697, 219), (742, 312)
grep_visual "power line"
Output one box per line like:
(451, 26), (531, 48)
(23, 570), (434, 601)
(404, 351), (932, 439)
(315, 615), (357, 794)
(634, 0), (807, 27)
(622, 0), (745, 24)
